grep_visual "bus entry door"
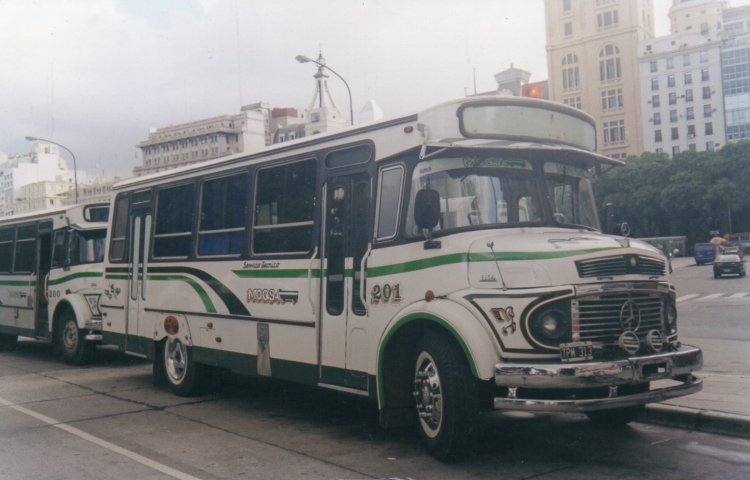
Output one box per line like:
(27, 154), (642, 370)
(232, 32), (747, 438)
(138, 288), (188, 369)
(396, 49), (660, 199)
(320, 172), (371, 390)
(126, 206), (151, 354)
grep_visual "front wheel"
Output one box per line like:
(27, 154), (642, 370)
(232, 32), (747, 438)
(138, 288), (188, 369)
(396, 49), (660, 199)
(56, 312), (94, 365)
(0, 333), (17, 351)
(163, 337), (205, 396)
(413, 330), (478, 461)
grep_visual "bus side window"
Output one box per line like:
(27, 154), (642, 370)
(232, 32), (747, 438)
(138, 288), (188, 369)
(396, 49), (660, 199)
(0, 228), (13, 273)
(253, 159), (316, 254)
(198, 173), (248, 257)
(375, 166), (404, 240)
(154, 184), (195, 259)
(13, 224), (37, 273)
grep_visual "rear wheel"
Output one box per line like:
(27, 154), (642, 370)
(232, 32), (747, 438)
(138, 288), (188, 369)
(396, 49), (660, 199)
(56, 312), (94, 365)
(586, 405), (645, 425)
(163, 337), (205, 396)
(0, 333), (17, 351)
(413, 330), (478, 461)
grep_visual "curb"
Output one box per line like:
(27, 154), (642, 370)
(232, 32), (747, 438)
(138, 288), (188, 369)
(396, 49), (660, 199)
(641, 403), (750, 439)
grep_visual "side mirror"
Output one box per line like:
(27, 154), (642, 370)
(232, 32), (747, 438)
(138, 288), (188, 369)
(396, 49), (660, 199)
(414, 189), (440, 232)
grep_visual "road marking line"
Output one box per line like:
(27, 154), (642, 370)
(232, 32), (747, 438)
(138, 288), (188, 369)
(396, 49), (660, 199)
(676, 294), (701, 303)
(728, 292), (749, 298)
(0, 395), (202, 480)
(696, 293), (724, 301)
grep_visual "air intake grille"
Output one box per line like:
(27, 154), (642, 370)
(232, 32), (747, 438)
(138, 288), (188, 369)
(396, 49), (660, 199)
(576, 255), (665, 278)
(573, 292), (664, 344)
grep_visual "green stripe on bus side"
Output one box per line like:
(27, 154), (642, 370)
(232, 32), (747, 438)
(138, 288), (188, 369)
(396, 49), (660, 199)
(377, 312), (479, 406)
(232, 269), (321, 279)
(48, 272), (104, 286)
(367, 247), (618, 278)
(147, 275), (217, 314)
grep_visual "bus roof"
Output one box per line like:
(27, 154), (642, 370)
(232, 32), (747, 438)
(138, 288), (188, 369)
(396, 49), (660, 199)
(114, 96), (622, 191)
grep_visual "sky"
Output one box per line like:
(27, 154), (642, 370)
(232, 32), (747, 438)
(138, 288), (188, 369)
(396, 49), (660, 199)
(0, 0), (744, 177)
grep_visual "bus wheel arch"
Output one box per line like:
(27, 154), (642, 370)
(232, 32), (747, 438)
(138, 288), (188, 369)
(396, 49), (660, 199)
(377, 313), (480, 429)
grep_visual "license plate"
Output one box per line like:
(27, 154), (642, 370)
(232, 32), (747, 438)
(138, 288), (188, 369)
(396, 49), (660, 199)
(560, 341), (594, 363)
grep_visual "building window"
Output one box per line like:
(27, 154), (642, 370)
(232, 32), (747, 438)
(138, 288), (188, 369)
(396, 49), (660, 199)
(701, 22), (709, 35)
(703, 87), (711, 100)
(685, 89), (694, 102)
(705, 122), (714, 135)
(653, 112), (662, 125)
(668, 74), (675, 88)
(564, 22), (573, 36)
(700, 51), (708, 63)
(670, 110), (678, 123)
(701, 68), (710, 82)
(672, 145), (680, 156)
(669, 92), (677, 105)
(599, 44), (622, 83)
(650, 61), (658, 73)
(563, 96), (582, 109)
(671, 127), (679, 140)
(652, 94), (660, 107)
(651, 78), (659, 91)
(603, 119), (625, 145)
(601, 88), (624, 111)
(666, 57), (675, 69)
(683, 54), (691, 67)
(689, 143), (696, 152)
(704, 104), (713, 118)
(688, 124), (696, 138)
(563, 0), (572, 12)
(562, 53), (580, 90)
(685, 72), (693, 85)
(655, 129), (662, 142)
(597, 10), (619, 29)
(687, 107), (695, 120)
(707, 141), (715, 151)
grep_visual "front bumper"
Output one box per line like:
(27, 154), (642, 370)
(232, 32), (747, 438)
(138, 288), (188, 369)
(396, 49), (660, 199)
(493, 344), (702, 412)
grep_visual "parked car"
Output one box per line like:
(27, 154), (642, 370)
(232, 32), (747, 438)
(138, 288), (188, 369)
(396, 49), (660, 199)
(713, 254), (746, 278)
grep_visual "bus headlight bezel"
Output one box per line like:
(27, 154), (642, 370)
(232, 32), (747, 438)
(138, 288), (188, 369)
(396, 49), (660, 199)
(527, 302), (572, 348)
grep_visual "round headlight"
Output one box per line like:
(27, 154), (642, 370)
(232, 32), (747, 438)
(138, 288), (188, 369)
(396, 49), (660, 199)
(530, 308), (570, 344)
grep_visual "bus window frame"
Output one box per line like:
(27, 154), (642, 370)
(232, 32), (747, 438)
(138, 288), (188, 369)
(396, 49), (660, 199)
(152, 182), (197, 261)
(374, 163), (406, 242)
(195, 170), (250, 259)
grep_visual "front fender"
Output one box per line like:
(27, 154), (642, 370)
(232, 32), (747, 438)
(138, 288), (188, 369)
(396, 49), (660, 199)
(376, 298), (500, 405)
(54, 295), (96, 330)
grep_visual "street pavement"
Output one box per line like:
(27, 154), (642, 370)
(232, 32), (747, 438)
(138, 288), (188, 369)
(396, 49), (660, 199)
(639, 255), (750, 439)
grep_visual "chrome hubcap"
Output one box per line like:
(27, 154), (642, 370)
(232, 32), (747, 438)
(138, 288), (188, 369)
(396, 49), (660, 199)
(413, 351), (443, 438)
(62, 320), (79, 352)
(165, 339), (187, 384)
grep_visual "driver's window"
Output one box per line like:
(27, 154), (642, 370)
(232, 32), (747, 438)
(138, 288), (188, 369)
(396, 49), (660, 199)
(51, 230), (67, 269)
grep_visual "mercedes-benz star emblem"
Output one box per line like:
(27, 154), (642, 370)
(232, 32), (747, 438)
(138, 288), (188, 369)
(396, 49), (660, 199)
(619, 299), (641, 331)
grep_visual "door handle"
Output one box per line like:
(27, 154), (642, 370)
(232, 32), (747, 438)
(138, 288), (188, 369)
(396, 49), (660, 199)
(359, 243), (372, 315)
(307, 246), (318, 315)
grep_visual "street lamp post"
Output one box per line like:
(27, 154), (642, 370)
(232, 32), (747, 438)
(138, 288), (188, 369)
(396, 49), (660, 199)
(296, 54), (354, 126)
(24, 136), (79, 204)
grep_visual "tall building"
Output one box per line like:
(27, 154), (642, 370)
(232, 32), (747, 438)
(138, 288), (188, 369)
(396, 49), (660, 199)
(721, 4), (750, 142)
(0, 143), (81, 217)
(638, 28), (725, 155)
(545, 0), (656, 160)
(133, 103), (269, 177)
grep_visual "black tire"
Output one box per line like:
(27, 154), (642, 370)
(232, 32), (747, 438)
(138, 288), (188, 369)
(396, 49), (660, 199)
(586, 405), (645, 425)
(56, 311), (94, 365)
(163, 337), (206, 396)
(413, 330), (478, 461)
(0, 333), (17, 351)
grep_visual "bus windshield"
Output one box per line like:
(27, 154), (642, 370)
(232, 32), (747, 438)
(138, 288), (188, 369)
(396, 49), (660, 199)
(404, 155), (600, 237)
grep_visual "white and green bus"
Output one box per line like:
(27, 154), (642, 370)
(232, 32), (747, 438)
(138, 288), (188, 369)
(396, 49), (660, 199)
(102, 96), (702, 459)
(0, 203), (109, 364)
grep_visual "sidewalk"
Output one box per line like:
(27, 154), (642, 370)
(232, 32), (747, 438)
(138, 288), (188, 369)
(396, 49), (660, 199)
(639, 255), (750, 438)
